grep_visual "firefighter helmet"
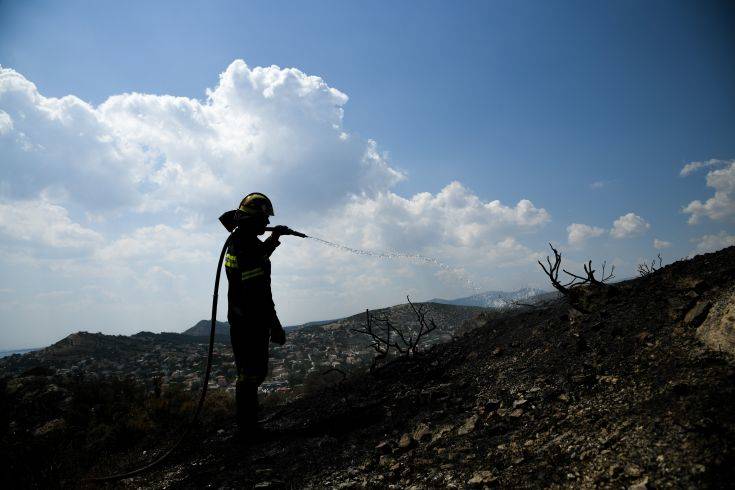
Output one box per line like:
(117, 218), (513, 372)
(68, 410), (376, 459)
(238, 193), (274, 217)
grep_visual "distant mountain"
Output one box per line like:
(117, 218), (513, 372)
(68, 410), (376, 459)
(182, 320), (231, 337)
(429, 287), (547, 308)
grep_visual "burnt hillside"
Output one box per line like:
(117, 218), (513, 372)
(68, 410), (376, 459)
(87, 246), (735, 489)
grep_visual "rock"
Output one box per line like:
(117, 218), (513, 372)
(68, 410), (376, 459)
(457, 414), (479, 435)
(33, 418), (66, 437)
(697, 291), (735, 356)
(684, 300), (711, 326)
(376, 441), (393, 454)
(468, 470), (497, 486)
(398, 433), (416, 451)
(485, 399), (501, 411)
(431, 425), (454, 443)
(628, 476), (649, 490)
(413, 423), (432, 442)
(379, 455), (395, 467)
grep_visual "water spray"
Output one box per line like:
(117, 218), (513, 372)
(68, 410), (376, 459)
(306, 235), (482, 292)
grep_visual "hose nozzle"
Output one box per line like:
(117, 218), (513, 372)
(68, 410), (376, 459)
(265, 226), (307, 238)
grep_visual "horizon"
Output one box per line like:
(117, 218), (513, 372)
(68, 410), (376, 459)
(1, 1), (734, 349)
(4, 285), (550, 350)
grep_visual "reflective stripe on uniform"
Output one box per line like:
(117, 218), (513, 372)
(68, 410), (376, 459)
(241, 267), (265, 281)
(224, 253), (239, 268)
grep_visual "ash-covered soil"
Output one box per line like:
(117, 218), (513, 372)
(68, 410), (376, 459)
(93, 247), (734, 489)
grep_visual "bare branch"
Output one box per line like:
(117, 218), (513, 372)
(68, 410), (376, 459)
(538, 243), (616, 314)
(353, 297), (441, 369)
(637, 253), (663, 277)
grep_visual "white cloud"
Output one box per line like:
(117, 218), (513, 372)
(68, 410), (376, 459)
(691, 231), (735, 254)
(320, 181), (550, 252)
(610, 213), (650, 239)
(567, 223), (605, 247)
(682, 160), (735, 224)
(679, 158), (733, 177)
(96, 225), (215, 264)
(0, 110), (12, 134)
(0, 61), (405, 218)
(0, 197), (103, 248)
(0, 60), (555, 347)
(653, 238), (671, 249)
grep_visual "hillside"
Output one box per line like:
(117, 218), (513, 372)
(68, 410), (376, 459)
(90, 246), (735, 489)
(2, 247), (734, 488)
(430, 287), (548, 308)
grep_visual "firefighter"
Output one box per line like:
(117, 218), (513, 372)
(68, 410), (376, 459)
(223, 192), (287, 438)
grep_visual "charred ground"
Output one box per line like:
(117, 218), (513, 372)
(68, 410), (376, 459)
(5, 247), (735, 488)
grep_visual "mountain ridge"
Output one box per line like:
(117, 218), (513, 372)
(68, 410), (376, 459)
(429, 287), (549, 308)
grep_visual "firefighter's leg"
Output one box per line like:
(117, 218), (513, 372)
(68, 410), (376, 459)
(229, 323), (255, 431)
(235, 378), (259, 430)
(232, 323), (270, 433)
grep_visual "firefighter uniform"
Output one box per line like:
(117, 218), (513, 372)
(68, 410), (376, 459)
(225, 226), (281, 430)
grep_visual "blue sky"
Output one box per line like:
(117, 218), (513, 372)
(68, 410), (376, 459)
(0, 0), (734, 349)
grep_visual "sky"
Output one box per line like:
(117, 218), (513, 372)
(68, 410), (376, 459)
(0, 0), (734, 349)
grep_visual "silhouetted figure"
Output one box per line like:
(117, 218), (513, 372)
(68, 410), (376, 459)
(221, 193), (287, 439)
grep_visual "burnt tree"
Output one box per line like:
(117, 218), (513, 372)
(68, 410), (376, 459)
(538, 243), (615, 313)
(352, 296), (438, 372)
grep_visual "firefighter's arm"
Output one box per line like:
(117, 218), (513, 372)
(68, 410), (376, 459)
(270, 312), (286, 345)
(262, 233), (281, 257)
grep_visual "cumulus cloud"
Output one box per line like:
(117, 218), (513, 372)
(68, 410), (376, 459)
(567, 223), (605, 247)
(691, 231), (735, 254)
(0, 61), (405, 218)
(0, 60), (555, 346)
(682, 160), (735, 224)
(0, 197), (103, 248)
(320, 181), (550, 252)
(610, 213), (650, 239)
(653, 238), (671, 249)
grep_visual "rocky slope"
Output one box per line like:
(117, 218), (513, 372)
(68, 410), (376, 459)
(78, 246), (735, 489)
